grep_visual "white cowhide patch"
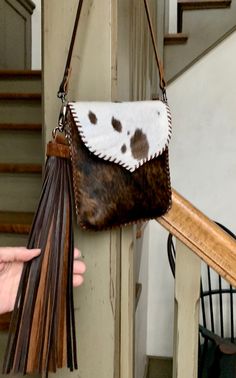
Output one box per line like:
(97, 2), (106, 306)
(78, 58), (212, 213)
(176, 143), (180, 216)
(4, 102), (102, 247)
(69, 101), (172, 172)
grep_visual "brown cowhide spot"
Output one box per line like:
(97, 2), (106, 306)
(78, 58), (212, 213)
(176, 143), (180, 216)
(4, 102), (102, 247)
(121, 144), (127, 154)
(112, 117), (122, 133)
(130, 128), (149, 160)
(88, 111), (97, 125)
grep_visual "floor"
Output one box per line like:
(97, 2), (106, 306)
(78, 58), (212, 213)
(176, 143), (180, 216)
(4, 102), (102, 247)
(147, 356), (172, 378)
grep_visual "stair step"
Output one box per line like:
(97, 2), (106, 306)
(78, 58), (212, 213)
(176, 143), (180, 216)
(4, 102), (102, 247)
(0, 130), (43, 164)
(0, 164), (42, 174)
(178, 0), (231, 10)
(0, 123), (41, 131)
(165, 0), (236, 82)
(0, 93), (41, 100)
(164, 33), (188, 45)
(0, 70), (41, 93)
(0, 173), (42, 213)
(0, 98), (41, 123)
(0, 211), (33, 234)
(0, 233), (29, 248)
(177, 0), (231, 32)
(0, 70), (41, 272)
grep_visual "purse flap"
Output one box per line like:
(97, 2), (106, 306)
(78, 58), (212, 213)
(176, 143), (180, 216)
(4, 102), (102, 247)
(68, 101), (172, 172)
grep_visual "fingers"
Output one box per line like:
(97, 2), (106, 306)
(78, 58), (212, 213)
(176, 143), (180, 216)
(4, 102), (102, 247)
(0, 246), (85, 289)
(73, 260), (86, 287)
(73, 249), (86, 287)
(73, 260), (86, 275)
(73, 274), (84, 287)
(0, 247), (41, 263)
(22, 248), (41, 261)
(74, 248), (81, 259)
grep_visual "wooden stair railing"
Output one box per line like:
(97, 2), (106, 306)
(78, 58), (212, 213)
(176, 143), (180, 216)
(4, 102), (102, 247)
(158, 189), (236, 286)
(157, 189), (236, 378)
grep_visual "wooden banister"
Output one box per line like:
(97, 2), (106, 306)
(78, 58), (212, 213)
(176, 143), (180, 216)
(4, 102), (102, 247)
(158, 189), (236, 286)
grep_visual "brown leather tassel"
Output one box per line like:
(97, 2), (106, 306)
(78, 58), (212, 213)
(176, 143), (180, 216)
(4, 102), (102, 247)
(2, 139), (77, 375)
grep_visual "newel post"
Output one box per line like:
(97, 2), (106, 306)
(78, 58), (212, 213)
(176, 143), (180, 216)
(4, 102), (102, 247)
(42, 1), (135, 377)
(173, 240), (201, 378)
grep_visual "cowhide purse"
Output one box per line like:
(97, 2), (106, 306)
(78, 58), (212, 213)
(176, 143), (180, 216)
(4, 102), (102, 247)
(58, 0), (172, 230)
(65, 100), (172, 230)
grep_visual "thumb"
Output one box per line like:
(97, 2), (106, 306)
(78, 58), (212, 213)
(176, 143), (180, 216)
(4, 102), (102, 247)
(0, 247), (41, 263)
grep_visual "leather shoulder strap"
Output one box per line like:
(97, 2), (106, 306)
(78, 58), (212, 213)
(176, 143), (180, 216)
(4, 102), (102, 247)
(58, 0), (166, 100)
(58, 0), (84, 101)
(143, 0), (166, 91)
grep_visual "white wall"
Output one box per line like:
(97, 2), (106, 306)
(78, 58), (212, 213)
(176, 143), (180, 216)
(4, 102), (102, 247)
(167, 0), (177, 33)
(32, 0), (41, 69)
(147, 31), (236, 357)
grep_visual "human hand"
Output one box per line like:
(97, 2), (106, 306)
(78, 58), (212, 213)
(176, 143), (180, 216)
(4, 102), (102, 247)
(0, 246), (86, 315)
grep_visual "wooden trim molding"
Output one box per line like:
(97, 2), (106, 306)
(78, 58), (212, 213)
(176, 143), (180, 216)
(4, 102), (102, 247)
(0, 0), (35, 69)
(158, 189), (236, 287)
(0, 93), (41, 100)
(178, 0), (231, 11)
(0, 123), (41, 131)
(16, 0), (36, 14)
(0, 163), (42, 174)
(0, 70), (41, 78)
(164, 33), (188, 45)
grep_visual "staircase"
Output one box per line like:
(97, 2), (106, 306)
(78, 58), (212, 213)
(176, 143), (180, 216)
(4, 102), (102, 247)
(145, 2), (236, 377)
(164, 0), (236, 82)
(0, 70), (43, 249)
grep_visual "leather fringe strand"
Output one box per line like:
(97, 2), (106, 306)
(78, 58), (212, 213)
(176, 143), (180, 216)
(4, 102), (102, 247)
(3, 154), (77, 375)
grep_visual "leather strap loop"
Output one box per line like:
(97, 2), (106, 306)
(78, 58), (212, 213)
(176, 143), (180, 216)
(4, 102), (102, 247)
(58, 0), (166, 99)
(47, 136), (70, 159)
